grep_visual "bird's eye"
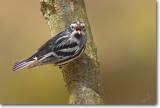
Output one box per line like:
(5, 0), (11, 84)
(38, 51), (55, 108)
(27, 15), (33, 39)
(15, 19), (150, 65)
(81, 26), (85, 29)
(71, 26), (74, 29)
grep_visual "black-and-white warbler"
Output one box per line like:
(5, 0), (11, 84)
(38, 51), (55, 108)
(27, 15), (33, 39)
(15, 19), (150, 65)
(13, 21), (87, 71)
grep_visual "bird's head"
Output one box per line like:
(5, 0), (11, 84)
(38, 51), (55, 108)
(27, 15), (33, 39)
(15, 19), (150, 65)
(70, 21), (86, 34)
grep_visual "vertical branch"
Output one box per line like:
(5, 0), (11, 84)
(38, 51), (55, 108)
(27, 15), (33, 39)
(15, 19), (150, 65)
(40, 0), (103, 104)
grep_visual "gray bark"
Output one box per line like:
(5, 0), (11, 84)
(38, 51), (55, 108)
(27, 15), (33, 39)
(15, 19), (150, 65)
(40, 0), (103, 104)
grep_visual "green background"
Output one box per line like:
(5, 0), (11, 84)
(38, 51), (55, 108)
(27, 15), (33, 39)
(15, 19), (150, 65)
(0, 0), (156, 104)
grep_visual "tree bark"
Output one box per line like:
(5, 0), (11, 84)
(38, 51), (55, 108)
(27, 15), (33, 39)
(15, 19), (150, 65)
(40, 0), (103, 104)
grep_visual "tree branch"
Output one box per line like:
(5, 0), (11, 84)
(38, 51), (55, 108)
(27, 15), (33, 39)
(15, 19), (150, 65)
(40, 0), (103, 104)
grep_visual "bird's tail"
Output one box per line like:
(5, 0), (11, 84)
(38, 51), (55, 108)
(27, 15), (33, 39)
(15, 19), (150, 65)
(12, 56), (40, 72)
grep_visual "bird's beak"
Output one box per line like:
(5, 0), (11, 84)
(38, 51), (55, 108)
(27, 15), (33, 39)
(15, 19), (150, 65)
(76, 27), (81, 34)
(77, 30), (81, 34)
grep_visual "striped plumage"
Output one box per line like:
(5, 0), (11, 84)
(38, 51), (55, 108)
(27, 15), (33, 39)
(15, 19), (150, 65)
(13, 21), (87, 71)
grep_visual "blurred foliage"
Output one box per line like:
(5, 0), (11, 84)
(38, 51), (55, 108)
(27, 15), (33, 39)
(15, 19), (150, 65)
(0, 0), (156, 104)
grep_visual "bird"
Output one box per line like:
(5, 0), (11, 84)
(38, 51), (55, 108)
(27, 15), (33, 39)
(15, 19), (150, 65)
(12, 21), (87, 72)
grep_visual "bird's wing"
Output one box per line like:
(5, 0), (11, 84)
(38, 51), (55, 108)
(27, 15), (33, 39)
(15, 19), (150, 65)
(53, 37), (80, 58)
(38, 31), (67, 52)
(28, 30), (83, 65)
(52, 36), (86, 66)
(34, 30), (70, 58)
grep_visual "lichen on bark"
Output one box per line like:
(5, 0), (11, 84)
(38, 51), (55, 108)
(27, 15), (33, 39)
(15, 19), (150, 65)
(40, 0), (103, 104)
